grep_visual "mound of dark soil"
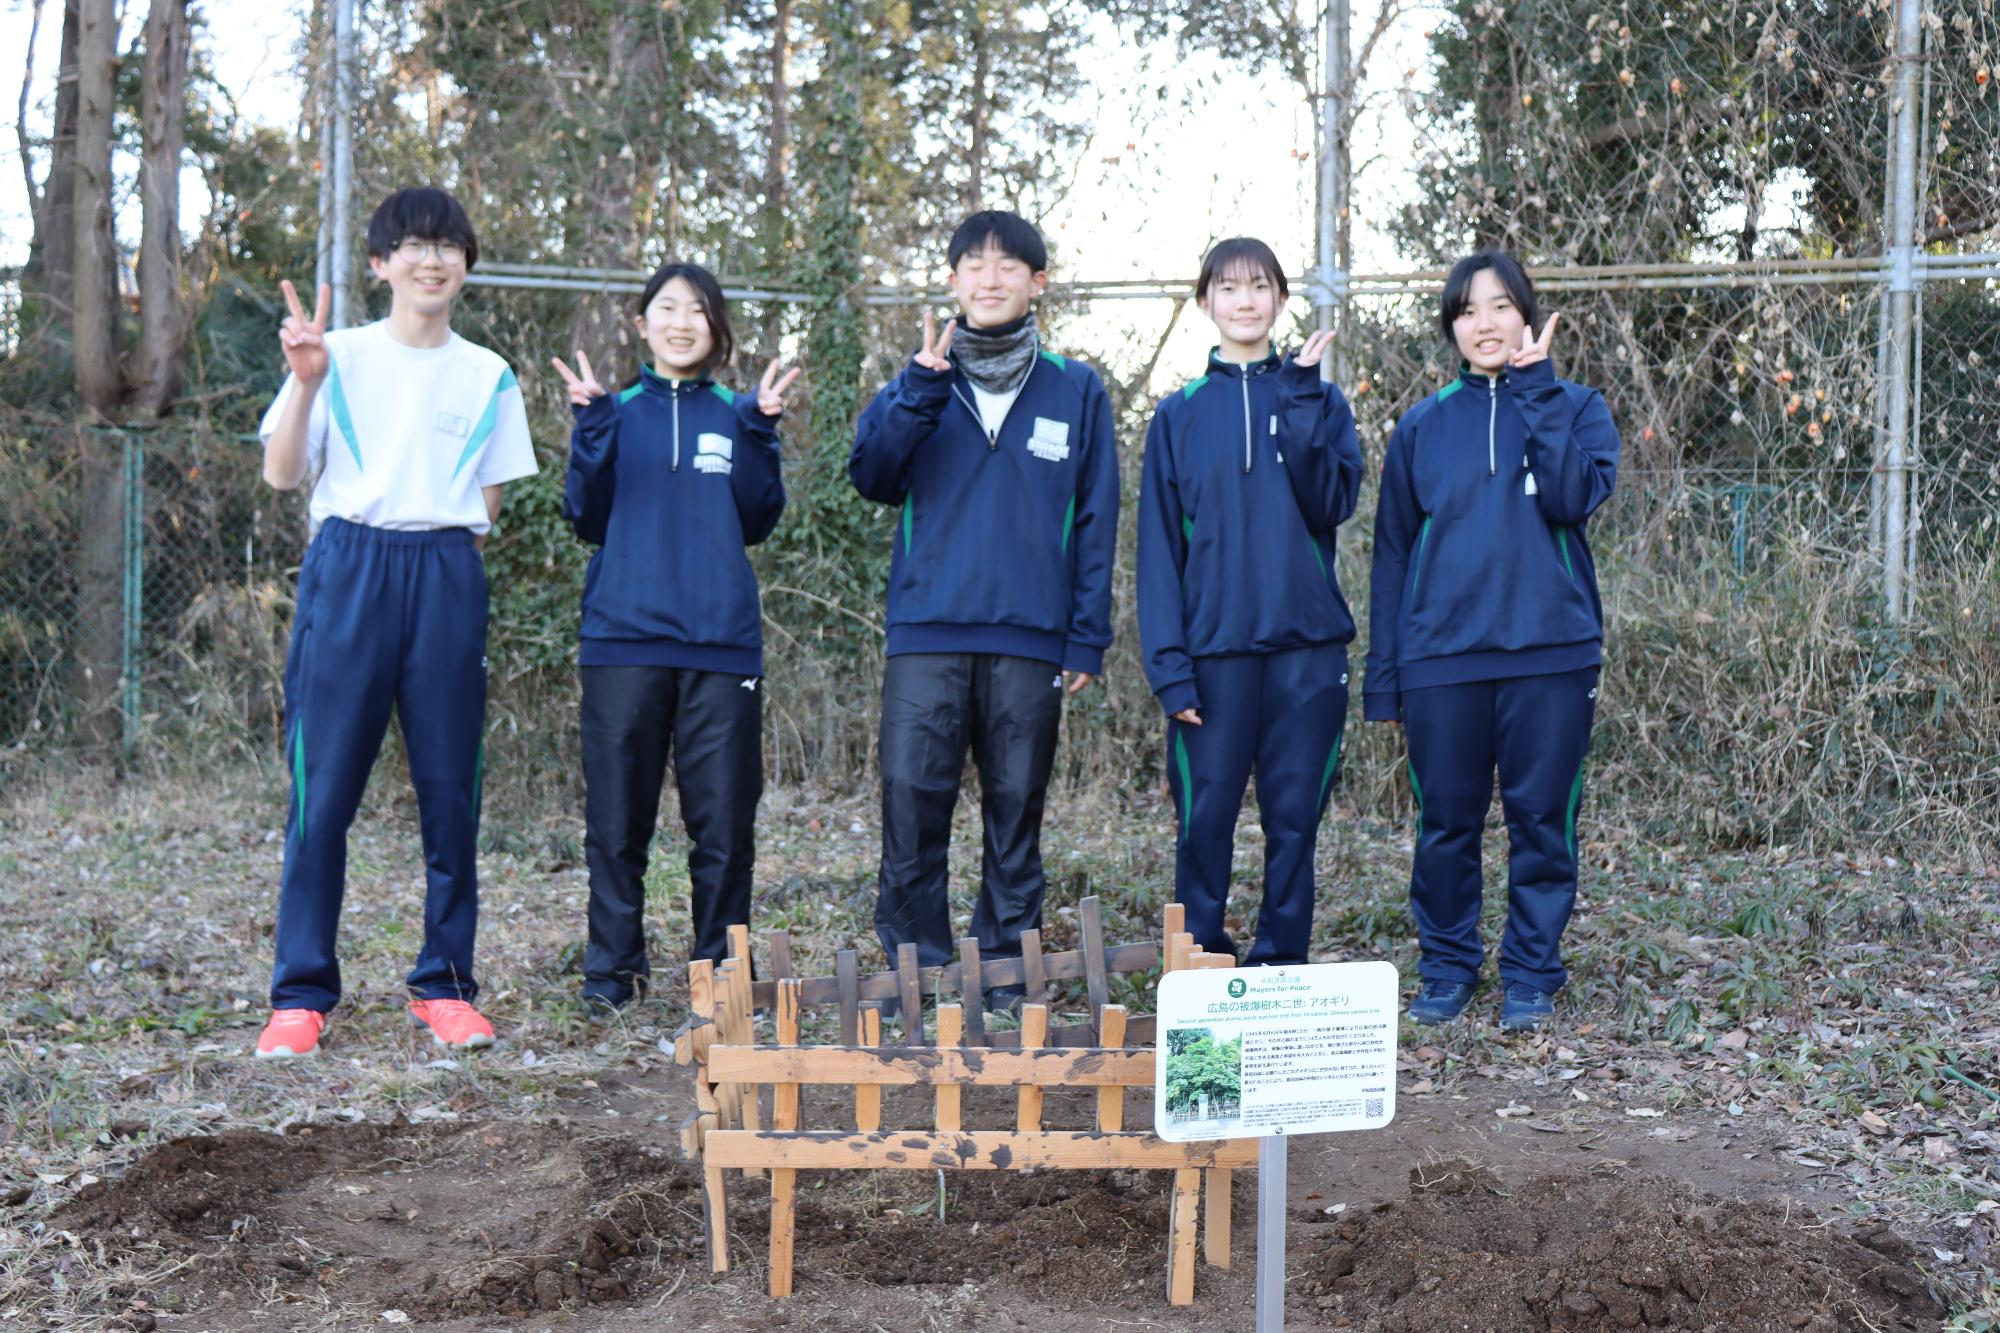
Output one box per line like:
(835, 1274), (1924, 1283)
(792, 1168), (1173, 1304)
(1295, 1160), (1941, 1332)
(62, 1119), (708, 1319)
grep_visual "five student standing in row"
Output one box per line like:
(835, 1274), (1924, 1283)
(253, 187), (1619, 1059)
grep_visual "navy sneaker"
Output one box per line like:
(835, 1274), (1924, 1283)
(582, 991), (634, 1020)
(1407, 980), (1476, 1025)
(1499, 983), (1555, 1032)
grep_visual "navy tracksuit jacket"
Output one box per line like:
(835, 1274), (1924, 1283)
(1138, 351), (1363, 966)
(566, 366), (785, 674)
(564, 366), (785, 991)
(850, 350), (1118, 673)
(1364, 357), (1620, 991)
(849, 345), (1119, 969)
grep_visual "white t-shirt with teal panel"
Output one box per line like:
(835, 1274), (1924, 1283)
(259, 321), (538, 533)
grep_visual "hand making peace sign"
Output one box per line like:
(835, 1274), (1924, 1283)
(550, 349), (608, 407)
(1293, 329), (1337, 369)
(755, 358), (803, 417)
(1508, 313), (1560, 370)
(913, 310), (957, 371)
(279, 280), (332, 385)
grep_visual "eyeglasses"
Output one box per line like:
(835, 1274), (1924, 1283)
(394, 238), (466, 264)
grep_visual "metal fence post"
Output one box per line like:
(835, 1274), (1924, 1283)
(329, 0), (355, 329)
(1878, 0), (1923, 622)
(1314, 0), (1351, 385)
(121, 429), (144, 757)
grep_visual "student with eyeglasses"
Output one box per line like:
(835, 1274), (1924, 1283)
(253, 187), (538, 1059)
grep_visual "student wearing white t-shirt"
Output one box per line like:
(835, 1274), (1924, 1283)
(254, 188), (538, 1060)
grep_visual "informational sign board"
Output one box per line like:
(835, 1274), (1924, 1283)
(1153, 960), (1399, 1142)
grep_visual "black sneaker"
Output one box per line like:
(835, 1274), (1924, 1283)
(1407, 979), (1476, 1025)
(1499, 983), (1554, 1032)
(982, 984), (1027, 1017)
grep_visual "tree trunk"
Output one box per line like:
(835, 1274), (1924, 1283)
(33, 1), (82, 309)
(72, 0), (121, 412)
(70, 0), (126, 753)
(134, 0), (192, 416)
(16, 0), (46, 234)
(967, 14), (989, 208)
(759, 0), (792, 349)
(567, 2), (653, 378)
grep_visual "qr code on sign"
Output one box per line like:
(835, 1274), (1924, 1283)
(1365, 1097), (1384, 1118)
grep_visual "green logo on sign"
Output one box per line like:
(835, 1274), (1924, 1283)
(1227, 978), (1247, 998)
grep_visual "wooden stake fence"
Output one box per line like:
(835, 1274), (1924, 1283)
(674, 900), (1247, 1303)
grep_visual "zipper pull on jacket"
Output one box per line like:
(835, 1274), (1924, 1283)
(1485, 371), (1500, 476)
(1206, 348), (1281, 474)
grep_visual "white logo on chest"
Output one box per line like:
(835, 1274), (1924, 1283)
(1027, 416), (1070, 462)
(435, 411), (471, 439)
(695, 432), (733, 475)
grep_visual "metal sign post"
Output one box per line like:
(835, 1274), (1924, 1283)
(1256, 1134), (1288, 1331)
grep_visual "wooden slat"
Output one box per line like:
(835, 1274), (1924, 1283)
(710, 1044), (1154, 1088)
(1095, 1006), (1127, 1131)
(835, 949), (859, 1045)
(703, 1158), (729, 1273)
(1081, 896), (1110, 1035)
(934, 1006), (963, 1132)
(747, 941), (1160, 1008)
(769, 1165), (796, 1297)
(711, 961), (744, 1131)
(704, 1131), (1259, 1172)
(1021, 928), (1047, 1006)
(727, 923), (751, 966)
(687, 960), (720, 1122)
(959, 937), (986, 1046)
(1162, 901), (1185, 949)
(1168, 1167), (1200, 1305)
(728, 959), (763, 1164)
(854, 1006), (882, 1132)
(769, 978), (801, 1299)
(774, 980), (802, 1128)
(1016, 1006), (1048, 1130)
(896, 944), (924, 1045)
(767, 929), (795, 981)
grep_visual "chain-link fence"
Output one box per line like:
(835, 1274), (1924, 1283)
(0, 415), (307, 767)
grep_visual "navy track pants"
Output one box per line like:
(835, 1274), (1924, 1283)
(874, 653), (1064, 969)
(579, 664), (763, 1001)
(1165, 645), (1349, 966)
(273, 518), (489, 1011)
(1402, 666), (1598, 992)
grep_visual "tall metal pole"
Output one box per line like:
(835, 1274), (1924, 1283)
(328, 0), (355, 329)
(1315, 0), (1349, 384)
(1879, 0), (1921, 621)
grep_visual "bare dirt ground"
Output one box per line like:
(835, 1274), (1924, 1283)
(2, 766), (1995, 1329)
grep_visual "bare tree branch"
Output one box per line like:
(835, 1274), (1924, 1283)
(17, 0), (45, 222)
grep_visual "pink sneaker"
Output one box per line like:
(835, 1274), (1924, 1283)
(409, 998), (496, 1050)
(255, 1008), (327, 1059)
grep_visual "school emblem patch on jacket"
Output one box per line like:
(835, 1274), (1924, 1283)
(695, 432), (733, 475)
(1027, 417), (1070, 462)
